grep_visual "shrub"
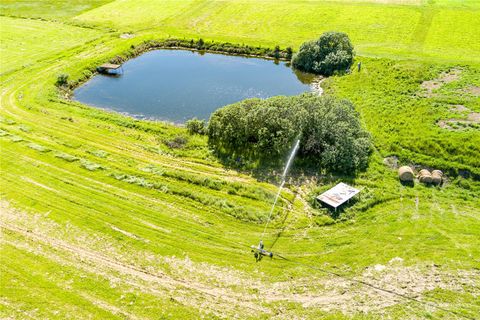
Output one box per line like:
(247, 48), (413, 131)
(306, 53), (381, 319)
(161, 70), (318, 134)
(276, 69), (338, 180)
(164, 135), (188, 149)
(82, 69), (93, 80)
(155, 39), (293, 60)
(185, 118), (207, 135)
(56, 73), (69, 87)
(273, 45), (281, 59)
(208, 93), (371, 174)
(286, 47), (293, 60)
(292, 32), (354, 76)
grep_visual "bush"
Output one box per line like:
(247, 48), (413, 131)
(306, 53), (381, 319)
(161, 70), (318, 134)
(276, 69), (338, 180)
(273, 45), (281, 59)
(208, 93), (371, 174)
(286, 47), (293, 60)
(185, 118), (207, 135)
(164, 136), (188, 149)
(56, 73), (69, 87)
(292, 32), (354, 76)
(152, 39), (293, 60)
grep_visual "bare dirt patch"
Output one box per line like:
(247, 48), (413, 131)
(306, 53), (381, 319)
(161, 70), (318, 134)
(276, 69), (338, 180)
(310, 78), (325, 96)
(468, 112), (480, 122)
(421, 68), (462, 97)
(438, 120), (475, 130)
(449, 104), (469, 113)
(438, 104), (479, 130)
(438, 112), (480, 131)
(466, 85), (480, 97)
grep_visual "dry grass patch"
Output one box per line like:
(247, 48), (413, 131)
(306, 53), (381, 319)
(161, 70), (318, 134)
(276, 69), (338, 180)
(449, 104), (469, 113)
(437, 118), (480, 130)
(421, 68), (462, 97)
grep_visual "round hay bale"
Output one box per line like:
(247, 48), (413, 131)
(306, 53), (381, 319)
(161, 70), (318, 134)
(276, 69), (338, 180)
(431, 170), (443, 185)
(418, 169), (432, 184)
(398, 166), (414, 182)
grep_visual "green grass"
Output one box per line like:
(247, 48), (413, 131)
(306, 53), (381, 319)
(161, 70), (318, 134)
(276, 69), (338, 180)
(325, 59), (480, 176)
(0, 16), (103, 74)
(73, 0), (480, 64)
(0, 0), (114, 19)
(0, 1), (479, 319)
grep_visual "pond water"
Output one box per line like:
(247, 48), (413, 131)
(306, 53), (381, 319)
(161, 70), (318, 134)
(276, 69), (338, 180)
(74, 50), (317, 123)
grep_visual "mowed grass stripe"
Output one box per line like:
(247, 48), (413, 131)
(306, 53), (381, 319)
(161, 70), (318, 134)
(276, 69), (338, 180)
(0, 127), (278, 223)
(0, 235), (202, 319)
(1, 2), (479, 318)
(2, 59), (265, 185)
(0, 242), (120, 319)
(0, 145), (261, 262)
(75, 0), (480, 63)
(0, 0), (115, 20)
(0, 16), (104, 74)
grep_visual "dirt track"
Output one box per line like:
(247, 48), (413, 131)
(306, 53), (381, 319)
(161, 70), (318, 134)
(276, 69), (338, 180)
(1, 201), (478, 319)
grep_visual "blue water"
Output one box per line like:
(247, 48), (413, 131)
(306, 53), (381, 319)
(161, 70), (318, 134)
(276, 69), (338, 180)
(74, 50), (315, 123)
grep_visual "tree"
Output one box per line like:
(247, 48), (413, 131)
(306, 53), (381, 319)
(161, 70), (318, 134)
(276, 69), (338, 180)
(208, 93), (371, 174)
(285, 47), (293, 60)
(291, 32), (354, 76)
(273, 45), (281, 59)
(186, 118), (207, 135)
(56, 73), (69, 87)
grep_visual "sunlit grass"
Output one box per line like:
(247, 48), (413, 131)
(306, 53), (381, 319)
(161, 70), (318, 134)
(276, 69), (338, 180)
(0, 0), (479, 318)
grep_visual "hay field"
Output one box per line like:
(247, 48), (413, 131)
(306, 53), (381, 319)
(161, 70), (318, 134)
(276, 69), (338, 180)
(0, 0), (112, 19)
(75, 0), (480, 64)
(0, 16), (103, 74)
(0, 1), (479, 319)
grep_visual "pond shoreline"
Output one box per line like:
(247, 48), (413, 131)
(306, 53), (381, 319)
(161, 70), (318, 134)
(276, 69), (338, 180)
(63, 38), (294, 95)
(63, 38), (322, 126)
(110, 38), (293, 65)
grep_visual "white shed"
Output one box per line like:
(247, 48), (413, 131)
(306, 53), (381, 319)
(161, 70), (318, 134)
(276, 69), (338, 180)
(316, 182), (360, 211)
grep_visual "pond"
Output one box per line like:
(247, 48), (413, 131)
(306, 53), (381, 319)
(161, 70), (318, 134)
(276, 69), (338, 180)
(74, 49), (319, 123)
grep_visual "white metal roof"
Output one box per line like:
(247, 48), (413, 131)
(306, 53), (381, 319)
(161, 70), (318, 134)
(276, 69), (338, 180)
(316, 182), (360, 208)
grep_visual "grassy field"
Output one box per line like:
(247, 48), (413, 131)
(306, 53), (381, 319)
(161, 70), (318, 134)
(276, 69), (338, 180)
(0, 0), (113, 19)
(0, 16), (103, 74)
(1, 0), (479, 319)
(73, 0), (480, 64)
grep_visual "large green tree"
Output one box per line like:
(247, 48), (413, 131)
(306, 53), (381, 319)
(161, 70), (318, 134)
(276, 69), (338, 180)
(208, 94), (371, 174)
(292, 32), (355, 76)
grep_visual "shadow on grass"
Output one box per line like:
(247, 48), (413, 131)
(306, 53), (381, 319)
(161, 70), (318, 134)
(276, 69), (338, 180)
(216, 153), (360, 187)
(400, 180), (414, 188)
(268, 190), (298, 251)
(215, 152), (366, 223)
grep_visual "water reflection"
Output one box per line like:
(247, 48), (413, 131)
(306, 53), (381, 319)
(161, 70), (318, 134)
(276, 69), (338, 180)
(74, 49), (318, 123)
